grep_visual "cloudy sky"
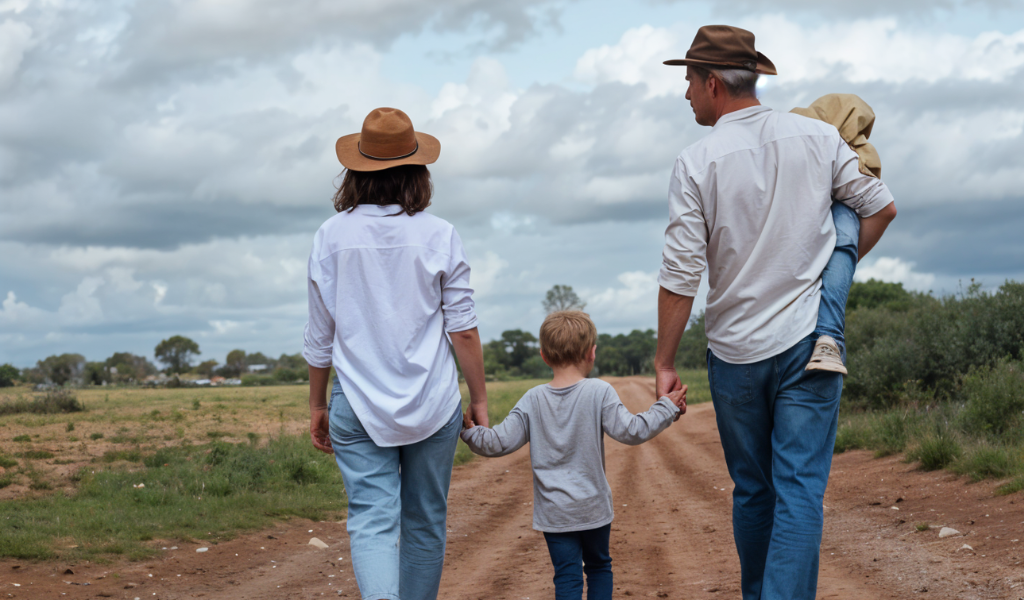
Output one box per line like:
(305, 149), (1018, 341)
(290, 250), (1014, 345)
(1, 0), (1023, 368)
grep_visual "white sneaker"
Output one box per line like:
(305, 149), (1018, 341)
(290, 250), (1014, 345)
(805, 335), (848, 375)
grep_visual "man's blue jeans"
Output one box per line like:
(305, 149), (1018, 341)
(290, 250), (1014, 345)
(708, 338), (843, 600)
(816, 202), (860, 358)
(705, 203), (858, 600)
(543, 524), (613, 600)
(328, 380), (462, 600)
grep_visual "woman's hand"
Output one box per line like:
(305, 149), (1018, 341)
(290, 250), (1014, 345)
(308, 365), (334, 454)
(309, 407), (333, 454)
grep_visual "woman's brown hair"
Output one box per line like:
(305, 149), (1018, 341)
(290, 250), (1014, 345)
(332, 165), (433, 216)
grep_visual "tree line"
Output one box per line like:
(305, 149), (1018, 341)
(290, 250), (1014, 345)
(0, 336), (308, 387)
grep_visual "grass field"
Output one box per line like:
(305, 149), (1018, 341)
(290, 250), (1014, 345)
(0, 375), (697, 562)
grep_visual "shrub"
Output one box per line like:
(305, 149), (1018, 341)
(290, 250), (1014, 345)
(872, 411), (910, 457)
(957, 359), (1024, 439)
(241, 374), (275, 386)
(89, 433), (104, 440)
(908, 433), (962, 471)
(0, 388), (84, 416)
(953, 445), (1018, 481)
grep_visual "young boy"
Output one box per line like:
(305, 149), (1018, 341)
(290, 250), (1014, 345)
(794, 93), (886, 375)
(461, 310), (687, 599)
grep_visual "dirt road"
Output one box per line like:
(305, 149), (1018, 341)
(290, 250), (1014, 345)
(3, 377), (1022, 599)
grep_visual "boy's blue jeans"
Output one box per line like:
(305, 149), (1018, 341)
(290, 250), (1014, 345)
(328, 380), (462, 600)
(706, 203), (858, 600)
(543, 524), (613, 600)
(816, 202), (860, 358)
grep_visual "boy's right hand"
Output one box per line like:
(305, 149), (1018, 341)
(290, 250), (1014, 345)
(665, 385), (687, 420)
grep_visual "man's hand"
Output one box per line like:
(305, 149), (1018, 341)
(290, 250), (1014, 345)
(656, 367), (682, 399)
(309, 407), (333, 454)
(664, 385), (688, 421)
(467, 401), (489, 429)
(463, 407), (476, 429)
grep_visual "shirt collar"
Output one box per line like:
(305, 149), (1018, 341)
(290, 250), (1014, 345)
(354, 204), (405, 217)
(713, 105), (771, 129)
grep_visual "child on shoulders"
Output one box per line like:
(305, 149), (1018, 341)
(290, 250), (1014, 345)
(461, 310), (687, 599)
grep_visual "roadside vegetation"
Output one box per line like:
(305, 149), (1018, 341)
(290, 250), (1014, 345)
(834, 279), (1024, 494)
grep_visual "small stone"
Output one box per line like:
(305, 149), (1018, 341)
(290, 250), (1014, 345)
(196, 547), (209, 553)
(938, 527), (961, 538)
(64, 568), (74, 575)
(957, 544), (974, 552)
(124, 583), (138, 589)
(309, 537), (329, 549)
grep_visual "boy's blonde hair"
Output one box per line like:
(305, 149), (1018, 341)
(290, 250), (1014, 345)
(539, 311), (597, 368)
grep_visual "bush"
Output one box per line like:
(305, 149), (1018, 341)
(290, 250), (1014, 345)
(953, 445), (1018, 481)
(873, 411), (910, 457)
(0, 364), (19, 388)
(908, 433), (962, 471)
(241, 374), (276, 387)
(957, 359), (1024, 439)
(0, 388), (84, 416)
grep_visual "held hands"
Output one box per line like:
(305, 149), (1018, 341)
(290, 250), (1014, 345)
(463, 401), (489, 430)
(664, 385), (688, 421)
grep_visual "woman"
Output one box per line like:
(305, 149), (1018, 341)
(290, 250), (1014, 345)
(303, 107), (489, 600)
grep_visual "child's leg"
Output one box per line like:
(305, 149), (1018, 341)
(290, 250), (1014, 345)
(544, 531), (584, 600)
(807, 202), (859, 372)
(579, 524), (613, 600)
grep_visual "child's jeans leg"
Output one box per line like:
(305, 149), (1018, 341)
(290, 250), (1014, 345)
(580, 525), (612, 600)
(815, 202), (860, 359)
(544, 525), (613, 600)
(544, 531), (584, 600)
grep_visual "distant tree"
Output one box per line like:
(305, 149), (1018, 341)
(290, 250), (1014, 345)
(36, 353), (86, 386)
(154, 336), (200, 374)
(500, 330), (539, 369)
(105, 352), (156, 383)
(194, 360), (218, 377)
(847, 279), (913, 312)
(542, 285), (586, 314)
(0, 364), (19, 387)
(245, 352), (273, 369)
(223, 349), (247, 377)
(276, 353), (308, 370)
(675, 311), (709, 370)
(83, 362), (109, 385)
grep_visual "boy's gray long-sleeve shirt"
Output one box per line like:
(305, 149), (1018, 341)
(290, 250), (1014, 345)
(460, 378), (679, 533)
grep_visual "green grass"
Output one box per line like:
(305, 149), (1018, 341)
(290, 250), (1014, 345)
(836, 403), (1023, 486)
(0, 434), (346, 561)
(89, 432), (104, 440)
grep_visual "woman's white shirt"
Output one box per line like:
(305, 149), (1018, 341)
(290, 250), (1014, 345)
(303, 205), (478, 447)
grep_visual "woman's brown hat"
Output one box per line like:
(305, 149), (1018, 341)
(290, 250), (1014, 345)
(336, 108), (440, 172)
(664, 25), (777, 75)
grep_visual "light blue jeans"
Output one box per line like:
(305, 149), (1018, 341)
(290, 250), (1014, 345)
(815, 202), (861, 359)
(328, 380), (462, 600)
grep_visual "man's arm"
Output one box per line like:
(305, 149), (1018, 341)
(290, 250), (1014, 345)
(654, 287), (695, 397)
(857, 202), (897, 260)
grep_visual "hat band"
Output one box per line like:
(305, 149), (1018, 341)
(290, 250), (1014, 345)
(358, 141), (419, 161)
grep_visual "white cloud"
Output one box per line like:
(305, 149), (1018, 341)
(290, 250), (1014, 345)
(574, 19), (1024, 99)
(470, 251), (509, 299)
(586, 271), (660, 327)
(0, 19), (32, 88)
(855, 256), (936, 291)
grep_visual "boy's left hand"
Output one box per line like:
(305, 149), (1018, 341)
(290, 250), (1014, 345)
(665, 385), (687, 421)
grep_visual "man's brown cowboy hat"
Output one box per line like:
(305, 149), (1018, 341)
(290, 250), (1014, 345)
(336, 107), (440, 172)
(664, 25), (777, 75)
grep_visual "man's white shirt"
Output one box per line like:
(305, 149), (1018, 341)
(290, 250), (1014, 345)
(658, 105), (894, 364)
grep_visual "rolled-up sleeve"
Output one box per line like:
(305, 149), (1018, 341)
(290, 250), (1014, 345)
(441, 228), (479, 333)
(831, 134), (894, 218)
(302, 249), (335, 369)
(658, 159), (708, 297)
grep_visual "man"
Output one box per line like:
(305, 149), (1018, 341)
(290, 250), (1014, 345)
(653, 25), (897, 600)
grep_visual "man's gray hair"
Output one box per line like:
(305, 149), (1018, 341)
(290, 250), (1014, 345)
(692, 66), (759, 98)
